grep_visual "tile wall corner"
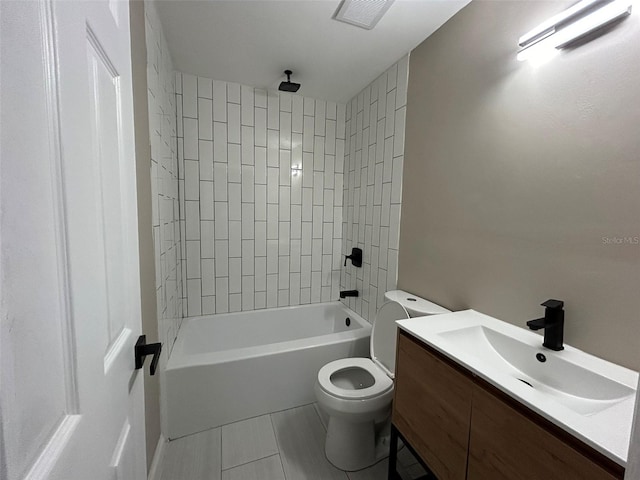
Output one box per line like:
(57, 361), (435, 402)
(340, 55), (409, 323)
(145, 0), (184, 358)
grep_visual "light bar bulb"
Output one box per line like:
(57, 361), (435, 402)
(518, 0), (632, 63)
(519, 0), (609, 47)
(552, 0), (632, 49)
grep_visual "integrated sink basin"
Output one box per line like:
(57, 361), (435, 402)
(396, 309), (638, 466)
(437, 325), (634, 415)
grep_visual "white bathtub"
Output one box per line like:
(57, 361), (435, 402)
(164, 302), (371, 439)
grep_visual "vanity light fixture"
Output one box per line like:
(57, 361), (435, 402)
(519, 0), (608, 47)
(517, 0), (632, 62)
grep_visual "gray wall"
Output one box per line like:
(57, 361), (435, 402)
(399, 1), (640, 371)
(129, 0), (161, 469)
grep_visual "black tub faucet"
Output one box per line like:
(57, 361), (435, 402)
(340, 290), (359, 298)
(526, 299), (565, 351)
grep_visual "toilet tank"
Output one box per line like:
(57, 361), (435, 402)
(384, 290), (450, 317)
(372, 290), (451, 378)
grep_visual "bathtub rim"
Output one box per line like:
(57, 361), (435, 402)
(166, 302), (371, 370)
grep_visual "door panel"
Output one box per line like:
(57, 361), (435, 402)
(86, 23), (132, 369)
(0, 2), (80, 479)
(1, 1), (146, 479)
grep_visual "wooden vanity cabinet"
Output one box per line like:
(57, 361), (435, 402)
(467, 382), (621, 480)
(392, 330), (625, 480)
(393, 330), (473, 480)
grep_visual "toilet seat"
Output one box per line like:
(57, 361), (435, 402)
(317, 358), (393, 400)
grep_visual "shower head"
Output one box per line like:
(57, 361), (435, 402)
(279, 70), (300, 93)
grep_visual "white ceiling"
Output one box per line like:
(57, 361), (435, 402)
(154, 0), (471, 103)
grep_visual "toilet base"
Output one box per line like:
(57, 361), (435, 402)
(324, 416), (392, 471)
(325, 416), (375, 471)
(375, 432), (392, 461)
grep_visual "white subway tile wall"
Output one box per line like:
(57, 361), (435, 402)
(146, 1), (408, 335)
(176, 73), (346, 315)
(145, 2), (184, 357)
(341, 56), (409, 323)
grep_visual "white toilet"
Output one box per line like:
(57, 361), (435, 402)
(314, 290), (451, 471)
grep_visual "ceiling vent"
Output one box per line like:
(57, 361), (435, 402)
(333, 0), (395, 30)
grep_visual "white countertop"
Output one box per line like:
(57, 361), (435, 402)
(396, 309), (638, 466)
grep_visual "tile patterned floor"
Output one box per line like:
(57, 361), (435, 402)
(160, 404), (426, 480)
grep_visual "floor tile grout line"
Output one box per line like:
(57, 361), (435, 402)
(220, 414), (280, 472)
(220, 452), (282, 473)
(169, 404), (316, 442)
(268, 412), (288, 480)
(167, 403), (416, 480)
(168, 403), (380, 480)
(311, 402), (328, 433)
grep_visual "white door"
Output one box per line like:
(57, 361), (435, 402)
(1, 1), (147, 479)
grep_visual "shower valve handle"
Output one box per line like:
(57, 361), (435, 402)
(344, 247), (363, 268)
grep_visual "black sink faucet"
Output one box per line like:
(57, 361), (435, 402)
(339, 290), (359, 299)
(526, 299), (565, 351)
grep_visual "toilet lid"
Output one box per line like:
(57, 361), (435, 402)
(317, 358), (393, 400)
(371, 301), (410, 379)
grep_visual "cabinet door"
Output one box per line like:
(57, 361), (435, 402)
(393, 332), (474, 480)
(467, 384), (623, 480)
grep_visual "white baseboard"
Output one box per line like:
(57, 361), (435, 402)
(147, 434), (166, 480)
